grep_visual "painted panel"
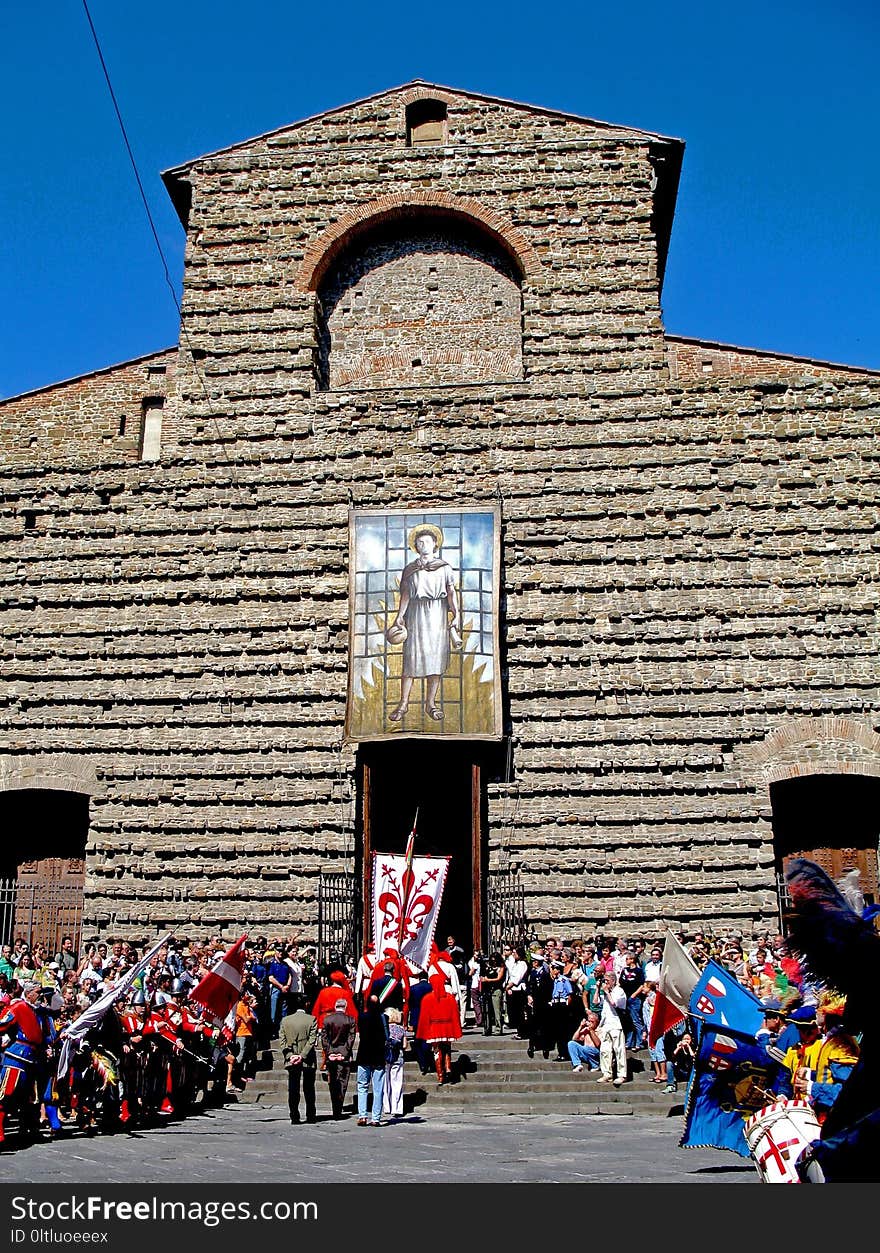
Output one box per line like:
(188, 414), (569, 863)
(346, 506), (502, 740)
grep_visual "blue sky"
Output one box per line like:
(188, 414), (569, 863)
(2, 1), (878, 398)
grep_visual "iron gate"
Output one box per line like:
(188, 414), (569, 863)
(317, 870), (357, 970)
(0, 878), (84, 954)
(487, 867), (527, 950)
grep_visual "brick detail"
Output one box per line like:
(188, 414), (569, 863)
(318, 223), (523, 390)
(299, 191), (543, 292)
(735, 718), (880, 787)
(0, 351), (177, 469)
(667, 337), (877, 384)
(0, 753), (103, 797)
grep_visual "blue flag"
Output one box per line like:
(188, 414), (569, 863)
(680, 963), (787, 1157)
(689, 960), (764, 1038)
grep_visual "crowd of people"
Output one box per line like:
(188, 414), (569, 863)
(459, 925), (854, 1102)
(0, 920), (858, 1145)
(0, 932), (322, 1146)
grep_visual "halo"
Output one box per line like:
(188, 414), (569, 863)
(408, 523), (444, 553)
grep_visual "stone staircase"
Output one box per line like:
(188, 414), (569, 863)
(241, 1025), (684, 1117)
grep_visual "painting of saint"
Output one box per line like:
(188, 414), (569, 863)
(387, 524), (460, 722)
(346, 507), (501, 741)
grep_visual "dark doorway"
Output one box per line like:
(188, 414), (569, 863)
(770, 772), (880, 924)
(0, 789), (89, 878)
(0, 789), (89, 950)
(359, 741), (484, 955)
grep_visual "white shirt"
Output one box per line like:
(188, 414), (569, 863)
(505, 959), (528, 991)
(644, 959), (662, 984)
(599, 984), (626, 1030)
(285, 958), (303, 994)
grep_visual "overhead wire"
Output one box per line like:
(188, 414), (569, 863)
(79, 0), (248, 491)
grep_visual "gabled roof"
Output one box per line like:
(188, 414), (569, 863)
(161, 80), (684, 286)
(161, 79), (684, 180)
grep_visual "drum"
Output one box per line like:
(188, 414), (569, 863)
(744, 1098), (821, 1183)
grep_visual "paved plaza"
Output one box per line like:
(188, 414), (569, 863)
(0, 1104), (756, 1184)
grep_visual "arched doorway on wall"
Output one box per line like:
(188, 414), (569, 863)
(770, 772), (880, 926)
(0, 789), (89, 952)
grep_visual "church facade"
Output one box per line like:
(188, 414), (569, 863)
(2, 83), (878, 950)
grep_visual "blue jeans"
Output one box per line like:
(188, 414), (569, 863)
(270, 987), (287, 1035)
(625, 997), (644, 1049)
(357, 1065), (385, 1123)
(567, 1040), (600, 1070)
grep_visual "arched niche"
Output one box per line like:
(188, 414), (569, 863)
(314, 211), (525, 391)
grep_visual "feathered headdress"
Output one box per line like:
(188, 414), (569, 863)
(785, 857), (880, 1033)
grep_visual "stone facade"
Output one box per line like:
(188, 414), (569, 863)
(1, 82), (878, 941)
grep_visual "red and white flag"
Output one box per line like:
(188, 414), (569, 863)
(372, 850), (449, 972)
(648, 929), (700, 1047)
(190, 934), (248, 1022)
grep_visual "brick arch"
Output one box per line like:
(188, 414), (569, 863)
(398, 87), (458, 109)
(734, 717), (880, 789)
(298, 191), (543, 292)
(0, 753), (103, 798)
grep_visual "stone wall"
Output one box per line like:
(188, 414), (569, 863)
(317, 220), (523, 390)
(1, 85), (878, 941)
(666, 336), (874, 385)
(0, 351), (176, 470)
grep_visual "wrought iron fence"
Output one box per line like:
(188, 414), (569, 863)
(487, 866), (528, 950)
(317, 870), (357, 971)
(0, 878), (84, 954)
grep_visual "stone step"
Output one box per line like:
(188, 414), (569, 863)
(244, 1029), (680, 1115)
(246, 1067), (664, 1090)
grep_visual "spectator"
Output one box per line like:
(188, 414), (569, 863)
(266, 950), (292, 1039)
(504, 945), (529, 1039)
(596, 970), (628, 1087)
(53, 936), (77, 974)
(320, 996), (357, 1120)
(526, 951), (552, 1060)
(547, 960), (576, 1061)
(567, 1012), (601, 1073)
(382, 1005), (407, 1121)
(234, 991), (259, 1083)
(479, 951), (506, 1036)
(467, 948), (483, 1027)
(0, 945), (14, 982)
(355, 993), (388, 1126)
(642, 983), (666, 1082)
(619, 951), (646, 1050)
(279, 993), (318, 1125)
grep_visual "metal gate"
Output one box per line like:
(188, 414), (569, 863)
(487, 867), (528, 951)
(0, 878), (85, 954)
(317, 870), (357, 970)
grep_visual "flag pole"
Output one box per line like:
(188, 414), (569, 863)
(397, 812), (419, 950)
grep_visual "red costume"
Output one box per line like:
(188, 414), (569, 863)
(416, 974), (462, 1043)
(311, 973), (358, 1027)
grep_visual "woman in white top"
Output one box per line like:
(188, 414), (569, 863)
(504, 945), (529, 1038)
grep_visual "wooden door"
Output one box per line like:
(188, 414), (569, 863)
(14, 857), (85, 952)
